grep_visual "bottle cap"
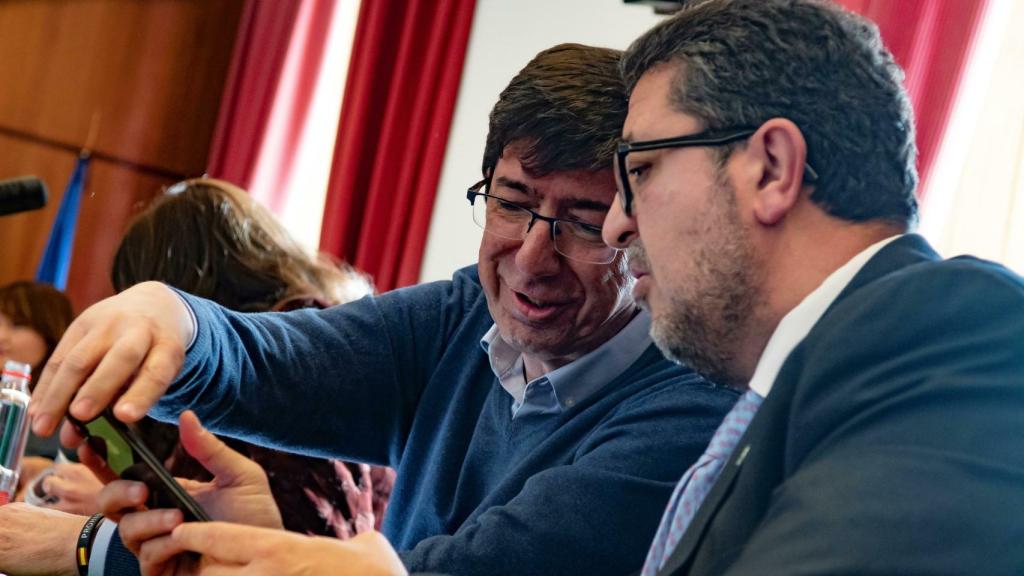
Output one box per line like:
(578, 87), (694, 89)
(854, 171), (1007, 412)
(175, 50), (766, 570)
(2, 360), (31, 381)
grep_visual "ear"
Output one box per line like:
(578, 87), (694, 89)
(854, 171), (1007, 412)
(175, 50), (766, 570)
(743, 119), (809, 226)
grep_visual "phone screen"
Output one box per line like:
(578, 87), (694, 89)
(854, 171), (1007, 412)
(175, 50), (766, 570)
(69, 411), (211, 522)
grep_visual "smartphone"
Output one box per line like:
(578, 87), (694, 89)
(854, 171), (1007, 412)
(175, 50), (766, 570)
(68, 410), (211, 522)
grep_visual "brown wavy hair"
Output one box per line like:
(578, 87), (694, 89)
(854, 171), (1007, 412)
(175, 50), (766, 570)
(482, 43), (627, 178)
(0, 281), (74, 380)
(111, 178), (371, 310)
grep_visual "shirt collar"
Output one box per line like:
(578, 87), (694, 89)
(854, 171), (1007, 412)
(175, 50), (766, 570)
(480, 309), (653, 412)
(748, 234), (903, 398)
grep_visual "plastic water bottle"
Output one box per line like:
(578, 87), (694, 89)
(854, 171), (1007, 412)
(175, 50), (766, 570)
(0, 360), (32, 505)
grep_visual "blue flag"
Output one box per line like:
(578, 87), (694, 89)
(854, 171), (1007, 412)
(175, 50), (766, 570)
(36, 154), (90, 290)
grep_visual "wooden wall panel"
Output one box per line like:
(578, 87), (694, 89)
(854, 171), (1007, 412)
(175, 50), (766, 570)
(0, 130), (177, 312)
(0, 0), (245, 311)
(0, 0), (245, 174)
(0, 133), (79, 280)
(65, 161), (176, 313)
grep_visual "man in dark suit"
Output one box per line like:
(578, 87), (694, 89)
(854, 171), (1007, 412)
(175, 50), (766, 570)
(603, 0), (1024, 574)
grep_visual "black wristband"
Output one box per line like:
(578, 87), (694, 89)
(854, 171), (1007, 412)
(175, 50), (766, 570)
(76, 513), (105, 576)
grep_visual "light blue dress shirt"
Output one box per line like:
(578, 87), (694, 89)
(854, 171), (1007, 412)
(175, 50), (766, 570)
(480, 309), (653, 418)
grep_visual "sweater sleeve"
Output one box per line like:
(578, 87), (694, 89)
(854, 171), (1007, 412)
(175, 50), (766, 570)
(400, 378), (738, 576)
(92, 523), (141, 576)
(150, 268), (481, 467)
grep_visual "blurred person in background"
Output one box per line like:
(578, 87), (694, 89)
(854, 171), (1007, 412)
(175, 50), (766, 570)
(0, 280), (75, 492)
(0, 281), (72, 381)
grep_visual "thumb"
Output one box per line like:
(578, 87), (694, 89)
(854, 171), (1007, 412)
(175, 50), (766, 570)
(177, 410), (258, 485)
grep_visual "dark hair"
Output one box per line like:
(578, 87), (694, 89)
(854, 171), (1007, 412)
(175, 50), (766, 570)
(111, 178), (371, 311)
(111, 181), (380, 532)
(482, 43), (628, 177)
(0, 281), (74, 379)
(621, 0), (918, 226)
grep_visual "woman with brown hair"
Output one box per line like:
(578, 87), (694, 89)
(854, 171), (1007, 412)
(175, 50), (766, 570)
(0, 280), (75, 466)
(111, 178), (372, 315)
(0, 280), (74, 382)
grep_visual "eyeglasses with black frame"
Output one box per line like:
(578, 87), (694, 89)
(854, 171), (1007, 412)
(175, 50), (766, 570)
(615, 126), (820, 216)
(466, 179), (621, 265)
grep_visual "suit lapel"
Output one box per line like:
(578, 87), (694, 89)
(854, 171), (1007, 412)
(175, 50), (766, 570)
(657, 234), (940, 575)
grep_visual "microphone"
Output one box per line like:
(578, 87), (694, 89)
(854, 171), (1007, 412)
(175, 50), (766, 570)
(0, 177), (48, 216)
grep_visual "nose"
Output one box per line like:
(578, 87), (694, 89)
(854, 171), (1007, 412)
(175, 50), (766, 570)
(515, 218), (561, 277)
(602, 194), (638, 249)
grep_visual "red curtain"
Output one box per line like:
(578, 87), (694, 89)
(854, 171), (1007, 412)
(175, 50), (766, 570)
(318, 0), (477, 291)
(206, 1), (302, 188)
(838, 0), (990, 200)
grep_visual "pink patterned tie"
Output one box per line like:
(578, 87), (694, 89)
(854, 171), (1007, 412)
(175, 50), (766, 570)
(641, 389), (764, 575)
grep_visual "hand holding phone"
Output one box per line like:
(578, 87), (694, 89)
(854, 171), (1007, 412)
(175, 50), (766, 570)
(68, 410), (211, 522)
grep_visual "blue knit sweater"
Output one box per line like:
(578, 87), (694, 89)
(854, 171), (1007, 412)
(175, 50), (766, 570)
(145, 266), (737, 575)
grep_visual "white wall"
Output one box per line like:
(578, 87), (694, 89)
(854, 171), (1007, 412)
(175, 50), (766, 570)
(418, 0), (666, 282)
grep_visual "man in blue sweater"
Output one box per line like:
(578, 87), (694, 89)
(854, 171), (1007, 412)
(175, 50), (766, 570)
(30, 44), (736, 576)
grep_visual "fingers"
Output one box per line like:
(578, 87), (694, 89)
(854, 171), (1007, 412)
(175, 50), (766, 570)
(30, 283), (191, 437)
(30, 319), (87, 424)
(172, 522), (269, 564)
(191, 563), (246, 576)
(174, 524), (405, 576)
(136, 534), (188, 574)
(52, 462), (107, 490)
(31, 323), (105, 436)
(96, 479), (149, 521)
(175, 477), (206, 493)
(120, 509), (184, 556)
(177, 411), (259, 484)
(73, 326), (155, 421)
(60, 420), (87, 450)
(112, 337), (184, 423)
(32, 323), (154, 434)
(52, 462), (86, 478)
(43, 475), (88, 502)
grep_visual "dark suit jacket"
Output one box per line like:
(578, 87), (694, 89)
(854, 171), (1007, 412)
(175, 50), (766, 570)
(660, 234), (1024, 575)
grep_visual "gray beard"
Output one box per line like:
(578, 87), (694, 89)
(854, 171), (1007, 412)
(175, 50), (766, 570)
(650, 297), (747, 388)
(646, 179), (760, 389)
